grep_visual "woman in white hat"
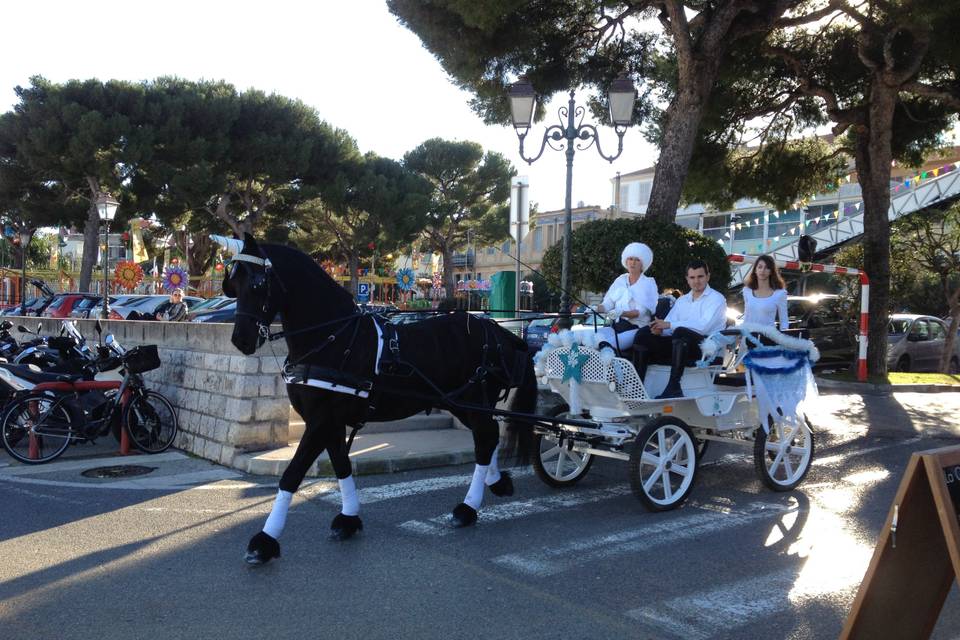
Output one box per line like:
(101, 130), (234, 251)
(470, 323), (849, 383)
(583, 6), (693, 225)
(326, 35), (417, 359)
(588, 241), (658, 352)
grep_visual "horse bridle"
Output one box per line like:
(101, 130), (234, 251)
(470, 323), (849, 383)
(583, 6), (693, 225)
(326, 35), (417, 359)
(229, 251), (280, 346)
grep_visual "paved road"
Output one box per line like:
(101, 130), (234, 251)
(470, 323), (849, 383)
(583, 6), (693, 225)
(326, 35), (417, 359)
(1, 392), (959, 640)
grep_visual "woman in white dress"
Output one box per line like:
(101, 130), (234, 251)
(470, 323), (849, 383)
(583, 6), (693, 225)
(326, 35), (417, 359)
(741, 254), (789, 331)
(588, 242), (658, 352)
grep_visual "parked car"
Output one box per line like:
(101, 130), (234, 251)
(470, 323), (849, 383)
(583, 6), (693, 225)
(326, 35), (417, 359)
(185, 296), (234, 321)
(888, 314), (960, 373)
(189, 301), (280, 324)
(190, 300), (237, 323)
(41, 293), (103, 318)
(108, 294), (203, 320)
(69, 294), (149, 319)
(787, 294), (858, 371)
(523, 313), (590, 353)
(0, 279), (56, 316)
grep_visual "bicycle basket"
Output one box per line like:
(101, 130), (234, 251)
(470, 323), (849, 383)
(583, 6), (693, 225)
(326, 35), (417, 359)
(123, 344), (161, 374)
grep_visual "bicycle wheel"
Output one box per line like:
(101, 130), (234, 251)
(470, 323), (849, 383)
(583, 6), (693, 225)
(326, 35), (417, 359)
(123, 390), (179, 453)
(1, 393), (75, 464)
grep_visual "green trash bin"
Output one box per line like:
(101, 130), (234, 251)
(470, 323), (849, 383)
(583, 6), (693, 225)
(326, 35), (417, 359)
(489, 271), (515, 319)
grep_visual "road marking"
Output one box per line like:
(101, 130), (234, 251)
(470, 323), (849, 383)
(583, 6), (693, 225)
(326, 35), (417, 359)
(813, 436), (923, 467)
(313, 469), (534, 506)
(625, 564), (862, 640)
(399, 484), (637, 536)
(491, 500), (792, 576)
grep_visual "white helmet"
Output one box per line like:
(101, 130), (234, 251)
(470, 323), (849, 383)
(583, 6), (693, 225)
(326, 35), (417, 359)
(620, 242), (653, 273)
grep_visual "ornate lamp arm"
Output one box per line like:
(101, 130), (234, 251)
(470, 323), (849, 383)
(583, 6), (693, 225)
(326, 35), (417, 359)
(575, 124), (628, 163)
(517, 124), (566, 165)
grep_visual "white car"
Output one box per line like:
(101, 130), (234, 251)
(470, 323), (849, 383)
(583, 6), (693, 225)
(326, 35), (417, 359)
(108, 294), (203, 320)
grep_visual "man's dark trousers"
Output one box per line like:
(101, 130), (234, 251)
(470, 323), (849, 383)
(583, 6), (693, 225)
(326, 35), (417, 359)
(632, 326), (705, 398)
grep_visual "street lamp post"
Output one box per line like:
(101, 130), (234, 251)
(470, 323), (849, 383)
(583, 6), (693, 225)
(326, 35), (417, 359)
(95, 193), (119, 319)
(508, 75), (637, 312)
(19, 229), (31, 317)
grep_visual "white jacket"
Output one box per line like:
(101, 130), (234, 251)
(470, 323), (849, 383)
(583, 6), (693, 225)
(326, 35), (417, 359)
(601, 273), (659, 327)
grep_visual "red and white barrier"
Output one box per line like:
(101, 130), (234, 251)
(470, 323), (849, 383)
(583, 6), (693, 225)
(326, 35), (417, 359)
(728, 254), (870, 381)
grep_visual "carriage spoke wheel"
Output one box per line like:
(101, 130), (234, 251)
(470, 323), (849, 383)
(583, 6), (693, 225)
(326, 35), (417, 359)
(629, 417), (698, 511)
(754, 417), (814, 491)
(532, 409), (594, 487)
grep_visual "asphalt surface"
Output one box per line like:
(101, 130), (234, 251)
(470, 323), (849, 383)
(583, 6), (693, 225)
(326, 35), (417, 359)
(1, 392), (959, 640)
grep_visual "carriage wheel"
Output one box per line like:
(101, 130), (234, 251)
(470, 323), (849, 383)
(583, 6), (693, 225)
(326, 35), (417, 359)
(532, 408), (594, 487)
(628, 417), (698, 511)
(753, 417), (814, 491)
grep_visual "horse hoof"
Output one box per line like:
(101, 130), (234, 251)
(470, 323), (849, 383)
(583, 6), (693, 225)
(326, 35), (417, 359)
(245, 531), (280, 565)
(488, 471), (514, 497)
(330, 513), (363, 540)
(451, 503), (478, 528)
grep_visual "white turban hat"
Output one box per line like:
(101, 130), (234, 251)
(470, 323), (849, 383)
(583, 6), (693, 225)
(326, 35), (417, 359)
(620, 242), (653, 273)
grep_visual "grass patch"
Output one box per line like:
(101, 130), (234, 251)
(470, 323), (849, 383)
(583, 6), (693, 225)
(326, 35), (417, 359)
(821, 370), (960, 386)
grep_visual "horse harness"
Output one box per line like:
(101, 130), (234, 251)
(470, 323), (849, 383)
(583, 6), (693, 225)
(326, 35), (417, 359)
(280, 311), (519, 412)
(230, 246), (523, 444)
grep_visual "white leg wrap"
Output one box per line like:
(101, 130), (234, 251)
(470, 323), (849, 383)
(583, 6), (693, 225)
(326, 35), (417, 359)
(263, 489), (293, 539)
(485, 447), (501, 486)
(338, 476), (360, 516)
(464, 464), (488, 510)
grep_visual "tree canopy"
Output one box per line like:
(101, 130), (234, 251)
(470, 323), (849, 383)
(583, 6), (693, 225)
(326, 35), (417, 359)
(540, 217), (731, 299)
(403, 138), (515, 297)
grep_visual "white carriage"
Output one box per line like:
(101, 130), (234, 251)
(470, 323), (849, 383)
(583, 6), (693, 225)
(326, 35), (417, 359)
(530, 327), (818, 511)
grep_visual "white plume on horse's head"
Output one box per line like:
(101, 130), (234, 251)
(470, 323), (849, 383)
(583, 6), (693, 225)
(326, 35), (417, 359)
(210, 234), (245, 257)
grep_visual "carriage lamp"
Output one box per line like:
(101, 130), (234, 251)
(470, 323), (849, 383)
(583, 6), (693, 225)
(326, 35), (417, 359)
(95, 192), (120, 319)
(18, 229), (31, 316)
(507, 74), (637, 312)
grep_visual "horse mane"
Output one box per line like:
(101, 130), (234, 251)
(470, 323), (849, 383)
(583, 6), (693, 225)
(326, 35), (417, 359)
(260, 243), (356, 315)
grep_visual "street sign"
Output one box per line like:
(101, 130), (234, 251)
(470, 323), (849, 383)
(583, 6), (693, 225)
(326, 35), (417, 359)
(510, 176), (529, 243)
(357, 282), (371, 303)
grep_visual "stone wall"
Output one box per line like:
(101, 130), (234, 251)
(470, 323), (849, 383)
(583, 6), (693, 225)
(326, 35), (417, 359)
(21, 318), (289, 467)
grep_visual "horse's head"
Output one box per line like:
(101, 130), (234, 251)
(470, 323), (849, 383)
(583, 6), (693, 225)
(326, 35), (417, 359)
(217, 233), (278, 355)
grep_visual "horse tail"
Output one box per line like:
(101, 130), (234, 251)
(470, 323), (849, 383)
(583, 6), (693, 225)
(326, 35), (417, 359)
(503, 352), (537, 466)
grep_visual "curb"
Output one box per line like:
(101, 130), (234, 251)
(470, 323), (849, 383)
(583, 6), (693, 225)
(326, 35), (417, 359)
(815, 376), (960, 395)
(231, 444), (477, 478)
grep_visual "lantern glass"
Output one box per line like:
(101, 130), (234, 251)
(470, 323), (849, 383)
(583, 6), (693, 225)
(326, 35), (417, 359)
(95, 193), (119, 222)
(508, 80), (536, 130)
(607, 75), (637, 127)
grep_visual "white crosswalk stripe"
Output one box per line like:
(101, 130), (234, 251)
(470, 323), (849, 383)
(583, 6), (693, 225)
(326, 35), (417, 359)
(492, 500), (793, 576)
(312, 469), (533, 505)
(625, 564), (863, 639)
(400, 484), (634, 536)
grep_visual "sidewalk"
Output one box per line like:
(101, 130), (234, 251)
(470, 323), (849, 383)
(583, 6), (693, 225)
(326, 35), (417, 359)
(232, 409), (477, 478)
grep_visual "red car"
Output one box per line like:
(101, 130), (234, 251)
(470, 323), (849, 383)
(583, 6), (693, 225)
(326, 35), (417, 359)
(41, 293), (102, 319)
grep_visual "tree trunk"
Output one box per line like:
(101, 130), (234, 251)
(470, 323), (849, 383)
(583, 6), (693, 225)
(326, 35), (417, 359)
(645, 90), (708, 221)
(939, 288), (960, 373)
(441, 244), (455, 301)
(188, 234), (215, 280)
(852, 85), (897, 377)
(348, 252), (359, 302)
(78, 204), (100, 293)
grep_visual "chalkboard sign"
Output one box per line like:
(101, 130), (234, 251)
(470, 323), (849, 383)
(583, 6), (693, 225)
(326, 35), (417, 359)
(945, 463), (960, 527)
(841, 445), (960, 640)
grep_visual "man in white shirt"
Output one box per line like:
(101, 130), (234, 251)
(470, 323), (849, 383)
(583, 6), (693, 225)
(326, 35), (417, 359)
(633, 260), (728, 398)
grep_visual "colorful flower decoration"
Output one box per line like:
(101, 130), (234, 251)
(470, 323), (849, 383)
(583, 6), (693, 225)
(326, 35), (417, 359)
(162, 265), (188, 292)
(114, 261), (143, 290)
(395, 267), (416, 292)
(431, 271), (443, 291)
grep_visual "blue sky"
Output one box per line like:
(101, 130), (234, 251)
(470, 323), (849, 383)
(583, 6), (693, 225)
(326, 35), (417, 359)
(3, 0), (659, 213)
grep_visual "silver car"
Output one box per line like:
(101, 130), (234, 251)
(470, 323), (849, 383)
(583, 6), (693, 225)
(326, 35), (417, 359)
(887, 314), (960, 373)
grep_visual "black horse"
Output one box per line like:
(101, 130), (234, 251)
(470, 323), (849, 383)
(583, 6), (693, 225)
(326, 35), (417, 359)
(217, 235), (537, 564)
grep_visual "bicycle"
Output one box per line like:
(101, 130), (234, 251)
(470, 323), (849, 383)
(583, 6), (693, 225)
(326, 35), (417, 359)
(0, 340), (179, 464)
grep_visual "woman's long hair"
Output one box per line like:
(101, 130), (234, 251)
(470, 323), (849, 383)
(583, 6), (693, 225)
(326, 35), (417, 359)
(745, 254), (786, 290)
